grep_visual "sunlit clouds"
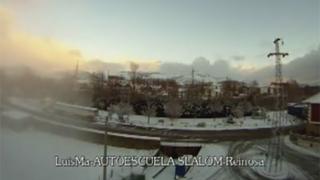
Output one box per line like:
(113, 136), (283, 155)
(0, 6), (84, 73)
(0, 6), (160, 75)
(0, 2), (319, 85)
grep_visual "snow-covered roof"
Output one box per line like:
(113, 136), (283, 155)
(173, 75), (219, 85)
(149, 73), (168, 79)
(303, 92), (320, 104)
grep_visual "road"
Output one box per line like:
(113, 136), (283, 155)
(207, 139), (319, 180)
(283, 142), (320, 180)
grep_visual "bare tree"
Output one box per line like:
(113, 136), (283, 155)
(210, 100), (223, 119)
(107, 104), (117, 120)
(113, 102), (134, 122)
(90, 72), (106, 107)
(232, 105), (244, 119)
(130, 62), (139, 73)
(130, 62), (139, 92)
(142, 101), (157, 124)
(164, 99), (182, 124)
(240, 101), (253, 119)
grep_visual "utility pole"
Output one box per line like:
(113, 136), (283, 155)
(0, 70), (5, 179)
(72, 58), (79, 91)
(191, 68), (195, 85)
(265, 38), (288, 175)
(0, 70), (4, 128)
(103, 116), (108, 180)
(0, 70), (4, 110)
(70, 59), (79, 103)
(74, 58), (79, 78)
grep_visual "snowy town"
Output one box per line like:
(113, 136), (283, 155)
(0, 1), (320, 180)
(1, 44), (320, 179)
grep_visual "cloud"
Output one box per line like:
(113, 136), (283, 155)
(159, 62), (192, 76)
(125, 59), (160, 72)
(247, 46), (320, 85)
(159, 47), (320, 85)
(1, 6), (318, 85)
(231, 55), (245, 61)
(192, 57), (212, 73)
(284, 46), (320, 85)
(82, 59), (160, 76)
(0, 7), (161, 76)
(159, 57), (246, 80)
(84, 59), (125, 74)
(0, 6), (88, 75)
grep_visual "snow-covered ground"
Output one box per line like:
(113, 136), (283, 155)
(8, 97), (302, 131)
(1, 97), (314, 180)
(1, 126), (159, 180)
(2, 109), (31, 120)
(143, 143), (229, 180)
(240, 144), (311, 180)
(9, 97), (43, 113)
(105, 146), (158, 180)
(1, 126), (235, 180)
(284, 136), (320, 158)
(97, 110), (301, 131)
(184, 144), (228, 180)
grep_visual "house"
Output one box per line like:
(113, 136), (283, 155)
(211, 83), (222, 97)
(260, 86), (270, 95)
(219, 80), (247, 97)
(303, 92), (320, 136)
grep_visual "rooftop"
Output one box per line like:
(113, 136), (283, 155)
(303, 92), (320, 104)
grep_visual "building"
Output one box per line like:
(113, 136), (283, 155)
(303, 92), (320, 136)
(219, 80), (247, 97)
(260, 86), (270, 95)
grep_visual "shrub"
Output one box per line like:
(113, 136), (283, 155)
(197, 122), (206, 127)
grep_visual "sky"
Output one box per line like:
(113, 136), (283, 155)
(0, 0), (319, 72)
